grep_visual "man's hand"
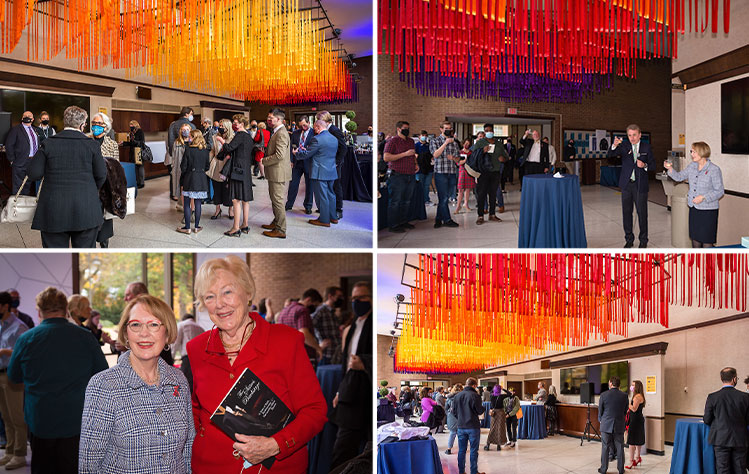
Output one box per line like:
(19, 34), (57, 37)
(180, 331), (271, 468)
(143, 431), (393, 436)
(636, 159), (646, 168)
(445, 137), (454, 144)
(403, 149), (416, 158)
(612, 137), (623, 148)
(544, 168), (549, 173)
(333, 393), (339, 408)
(348, 354), (365, 371)
(321, 339), (332, 349)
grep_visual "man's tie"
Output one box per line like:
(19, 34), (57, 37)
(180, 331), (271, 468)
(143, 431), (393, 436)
(29, 127), (38, 156)
(630, 143), (638, 181)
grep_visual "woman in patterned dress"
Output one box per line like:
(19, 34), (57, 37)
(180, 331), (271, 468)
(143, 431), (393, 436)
(455, 138), (476, 213)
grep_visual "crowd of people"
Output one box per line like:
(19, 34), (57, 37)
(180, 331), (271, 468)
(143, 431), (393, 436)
(0, 255), (372, 473)
(4, 105), (369, 247)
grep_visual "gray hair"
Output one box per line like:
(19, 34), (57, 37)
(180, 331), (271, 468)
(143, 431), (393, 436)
(313, 119), (328, 130)
(202, 117), (212, 124)
(626, 124), (641, 133)
(92, 112), (112, 133)
(63, 106), (88, 129)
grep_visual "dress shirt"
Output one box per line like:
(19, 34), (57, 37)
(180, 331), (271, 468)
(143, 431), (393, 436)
(549, 145), (557, 166)
(0, 314), (28, 369)
(429, 135), (460, 174)
(527, 141), (542, 163)
(273, 124), (285, 135)
(79, 351), (194, 474)
(172, 319), (205, 359)
(23, 124), (38, 156)
(347, 316), (366, 361)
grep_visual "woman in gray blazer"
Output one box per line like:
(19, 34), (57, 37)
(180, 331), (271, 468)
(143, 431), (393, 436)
(664, 141), (724, 247)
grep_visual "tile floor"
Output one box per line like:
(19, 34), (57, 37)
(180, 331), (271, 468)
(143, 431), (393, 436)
(1, 176), (373, 248)
(431, 429), (674, 474)
(378, 182), (676, 249)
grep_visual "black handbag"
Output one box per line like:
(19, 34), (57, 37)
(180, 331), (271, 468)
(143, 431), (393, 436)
(140, 144), (153, 162)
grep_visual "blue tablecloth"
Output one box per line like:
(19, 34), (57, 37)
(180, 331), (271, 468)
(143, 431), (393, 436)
(378, 399), (396, 423)
(308, 364), (343, 474)
(518, 174), (587, 248)
(669, 419), (716, 474)
(481, 401), (492, 428)
(518, 404), (547, 440)
(377, 178), (427, 230)
(600, 166), (622, 187)
(377, 437), (443, 474)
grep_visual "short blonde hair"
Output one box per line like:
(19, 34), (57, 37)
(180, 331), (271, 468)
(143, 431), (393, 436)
(316, 111), (333, 123)
(232, 114), (249, 128)
(194, 255), (255, 312)
(36, 287), (68, 314)
(117, 294), (178, 346)
(219, 118), (234, 143)
(257, 122), (267, 130)
(67, 294), (90, 318)
(692, 141), (711, 159)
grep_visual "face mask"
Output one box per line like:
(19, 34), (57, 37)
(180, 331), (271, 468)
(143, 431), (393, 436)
(485, 132), (494, 139)
(130, 126), (136, 131)
(251, 125), (258, 130)
(232, 123), (239, 132)
(41, 120), (50, 126)
(92, 125), (105, 136)
(10, 300), (19, 309)
(181, 130), (190, 138)
(187, 114), (194, 122)
(218, 127), (226, 135)
(22, 117), (32, 124)
(400, 128), (410, 137)
(333, 297), (344, 308)
(419, 136), (427, 142)
(352, 299), (371, 317)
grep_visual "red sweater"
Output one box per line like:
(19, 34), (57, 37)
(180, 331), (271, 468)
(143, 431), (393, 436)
(187, 312), (327, 473)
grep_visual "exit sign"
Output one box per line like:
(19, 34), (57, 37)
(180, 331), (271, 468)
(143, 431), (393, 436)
(507, 108), (518, 115)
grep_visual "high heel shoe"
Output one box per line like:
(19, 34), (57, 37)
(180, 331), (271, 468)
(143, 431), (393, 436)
(240, 226), (250, 233)
(625, 458), (640, 469)
(223, 229), (241, 237)
(211, 209), (223, 220)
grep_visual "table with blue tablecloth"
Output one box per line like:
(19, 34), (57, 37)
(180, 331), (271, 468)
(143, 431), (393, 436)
(308, 364), (343, 474)
(377, 177), (427, 231)
(518, 174), (587, 248)
(669, 419), (716, 474)
(600, 166), (622, 187)
(378, 398), (396, 423)
(518, 403), (547, 440)
(377, 437), (443, 474)
(481, 401), (492, 428)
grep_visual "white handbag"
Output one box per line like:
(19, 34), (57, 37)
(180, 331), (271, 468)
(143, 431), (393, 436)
(0, 177), (43, 224)
(104, 187), (136, 220)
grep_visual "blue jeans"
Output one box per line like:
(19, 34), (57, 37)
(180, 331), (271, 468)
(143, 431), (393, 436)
(448, 429), (458, 449)
(312, 179), (336, 224)
(387, 172), (415, 229)
(457, 428), (481, 474)
(434, 173), (457, 223)
(416, 172), (433, 203)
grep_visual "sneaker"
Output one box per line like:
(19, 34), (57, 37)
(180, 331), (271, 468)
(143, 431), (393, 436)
(0, 456), (11, 466)
(4, 457), (26, 470)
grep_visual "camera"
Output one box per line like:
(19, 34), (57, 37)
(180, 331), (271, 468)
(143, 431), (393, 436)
(444, 129), (454, 138)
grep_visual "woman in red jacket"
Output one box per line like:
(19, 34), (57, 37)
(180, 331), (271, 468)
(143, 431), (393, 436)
(187, 255), (327, 473)
(253, 122), (270, 180)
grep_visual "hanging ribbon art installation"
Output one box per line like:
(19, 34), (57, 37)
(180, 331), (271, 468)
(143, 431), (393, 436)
(395, 253), (748, 374)
(380, 0), (731, 101)
(0, 0), (355, 104)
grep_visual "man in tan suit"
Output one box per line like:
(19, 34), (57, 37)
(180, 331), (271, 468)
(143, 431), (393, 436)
(261, 108), (292, 238)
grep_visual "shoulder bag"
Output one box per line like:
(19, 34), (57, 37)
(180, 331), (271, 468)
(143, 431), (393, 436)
(1, 176), (43, 224)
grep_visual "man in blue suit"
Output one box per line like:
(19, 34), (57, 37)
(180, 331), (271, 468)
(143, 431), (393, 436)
(598, 377), (629, 474)
(607, 124), (656, 248)
(316, 111), (348, 220)
(286, 117), (314, 214)
(294, 120), (339, 227)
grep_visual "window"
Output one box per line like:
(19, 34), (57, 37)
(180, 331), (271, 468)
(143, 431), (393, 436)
(471, 123), (510, 137)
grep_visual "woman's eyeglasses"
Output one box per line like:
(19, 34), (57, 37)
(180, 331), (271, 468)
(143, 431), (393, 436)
(127, 321), (164, 333)
(204, 320), (253, 357)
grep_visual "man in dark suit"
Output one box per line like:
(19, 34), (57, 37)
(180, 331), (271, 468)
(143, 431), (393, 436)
(316, 111), (347, 220)
(598, 376), (628, 474)
(4, 111), (39, 195)
(330, 281), (372, 470)
(286, 117), (314, 214)
(520, 129), (550, 179)
(704, 367), (749, 474)
(606, 124), (656, 248)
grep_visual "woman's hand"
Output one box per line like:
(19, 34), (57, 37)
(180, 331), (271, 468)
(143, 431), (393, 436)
(233, 434), (281, 465)
(693, 195), (704, 204)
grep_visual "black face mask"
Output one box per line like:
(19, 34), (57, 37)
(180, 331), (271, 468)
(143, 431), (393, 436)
(130, 126), (135, 131)
(400, 128), (410, 138)
(218, 127), (226, 135)
(41, 120), (50, 126)
(352, 299), (371, 317)
(11, 299), (19, 309)
(333, 297), (344, 308)
(22, 117), (32, 124)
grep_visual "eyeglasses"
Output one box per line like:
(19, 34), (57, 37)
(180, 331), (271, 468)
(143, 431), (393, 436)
(91, 121), (105, 126)
(127, 321), (164, 333)
(204, 320), (253, 357)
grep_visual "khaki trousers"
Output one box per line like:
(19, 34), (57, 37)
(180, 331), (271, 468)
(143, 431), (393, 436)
(0, 373), (27, 456)
(268, 180), (288, 233)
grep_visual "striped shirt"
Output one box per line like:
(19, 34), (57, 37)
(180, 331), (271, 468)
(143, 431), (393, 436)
(79, 351), (194, 474)
(429, 135), (459, 174)
(667, 160), (724, 210)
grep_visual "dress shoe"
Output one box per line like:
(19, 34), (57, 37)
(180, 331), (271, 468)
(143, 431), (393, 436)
(483, 445), (490, 451)
(444, 220), (459, 228)
(240, 226), (250, 233)
(0, 456), (11, 466)
(498, 206), (505, 213)
(262, 229), (286, 239)
(304, 208), (313, 214)
(624, 242), (634, 248)
(261, 224), (275, 230)
(476, 216), (485, 225)
(489, 215), (502, 222)
(337, 212), (343, 219)
(330, 219), (339, 224)
(223, 229), (241, 237)
(434, 221), (443, 229)
(308, 219), (330, 227)
(176, 227), (191, 234)
(389, 226), (406, 233)
(401, 222), (415, 229)
(4, 456), (26, 470)
(285, 207), (293, 211)
(638, 242), (648, 248)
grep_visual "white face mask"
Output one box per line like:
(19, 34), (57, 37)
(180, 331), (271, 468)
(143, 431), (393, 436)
(188, 114), (194, 122)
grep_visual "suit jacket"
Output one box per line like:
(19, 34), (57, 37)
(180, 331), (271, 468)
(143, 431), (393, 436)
(704, 386), (749, 448)
(218, 131), (254, 187)
(290, 128), (314, 171)
(521, 137), (550, 167)
(186, 312), (327, 474)
(598, 387), (629, 434)
(607, 140), (655, 192)
(27, 129), (107, 233)
(5, 124), (36, 165)
(336, 314), (372, 430)
(294, 130), (338, 181)
(263, 126), (292, 183)
(328, 124), (348, 166)
(505, 142), (516, 160)
(180, 146), (210, 192)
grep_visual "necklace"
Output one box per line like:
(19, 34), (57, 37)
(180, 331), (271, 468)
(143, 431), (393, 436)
(219, 319), (254, 353)
(134, 366), (160, 385)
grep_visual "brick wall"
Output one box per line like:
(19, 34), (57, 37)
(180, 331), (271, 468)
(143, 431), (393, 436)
(248, 253), (372, 309)
(247, 55), (373, 134)
(378, 55), (673, 171)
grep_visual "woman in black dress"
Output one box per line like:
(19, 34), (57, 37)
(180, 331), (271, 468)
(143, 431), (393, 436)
(626, 380), (646, 469)
(216, 114), (255, 237)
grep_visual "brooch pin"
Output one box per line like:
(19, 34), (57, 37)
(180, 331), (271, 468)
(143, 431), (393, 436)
(173, 386), (180, 397)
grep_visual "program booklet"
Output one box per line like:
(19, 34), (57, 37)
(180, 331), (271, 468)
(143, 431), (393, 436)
(210, 368), (295, 469)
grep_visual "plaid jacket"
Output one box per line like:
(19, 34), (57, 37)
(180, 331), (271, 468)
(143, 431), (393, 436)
(79, 351), (194, 474)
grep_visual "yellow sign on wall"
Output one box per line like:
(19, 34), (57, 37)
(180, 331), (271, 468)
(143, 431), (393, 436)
(99, 107), (108, 115)
(679, 134), (685, 145)
(646, 376), (657, 393)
